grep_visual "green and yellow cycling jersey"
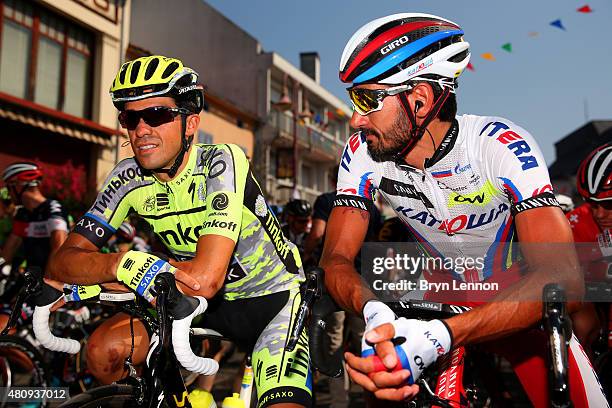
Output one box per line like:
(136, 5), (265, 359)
(73, 143), (303, 300)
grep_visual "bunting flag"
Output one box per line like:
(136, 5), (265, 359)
(326, 111), (335, 120)
(335, 108), (346, 118)
(466, 62), (475, 71)
(528, 31), (540, 38)
(577, 5), (592, 13)
(550, 19), (566, 30)
(481, 53), (495, 61)
(501, 43), (512, 53)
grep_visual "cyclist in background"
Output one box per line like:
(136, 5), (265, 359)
(0, 162), (68, 329)
(567, 143), (612, 391)
(281, 199), (313, 256)
(49, 55), (311, 407)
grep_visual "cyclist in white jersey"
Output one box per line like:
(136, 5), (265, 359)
(320, 13), (608, 406)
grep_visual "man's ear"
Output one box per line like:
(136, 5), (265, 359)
(410, 82), (436, 117)
(186, 113), (200, 137)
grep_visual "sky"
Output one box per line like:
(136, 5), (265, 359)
(205, 0), (612, 165)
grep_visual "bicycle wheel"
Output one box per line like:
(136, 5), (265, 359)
(58, 384), (144, 407)
(0, 335), (49, 408)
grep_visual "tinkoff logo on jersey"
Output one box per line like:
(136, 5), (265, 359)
(480, 122), (538, 171)
(91, 165), (145, 213)
(448, 181), (498, 208)
(133, 257), (165, 295)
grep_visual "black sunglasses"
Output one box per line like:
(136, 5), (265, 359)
(118, 106), (191, 130)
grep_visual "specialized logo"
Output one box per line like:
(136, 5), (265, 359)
(255, 194), (267, 217)
(156, 193), (170, 209)
(91, 166), (144, 213)
(143, 196), (155, 212)
(448, 181), (497, 208)
(381, 35), (409, 55)
(123, 258), (135, 271)
(480, 121), (539, 170)
(178, 84), (197, 94)
(379, 177), (434, 208)
(212, 193), (229, 210)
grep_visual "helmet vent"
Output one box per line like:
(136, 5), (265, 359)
(119, 64), (128, 84)
(448, 49), (469, 63)
(144, 57), (160, 80)
(162, 62), (180, 79)
(130, 61), (141, 84)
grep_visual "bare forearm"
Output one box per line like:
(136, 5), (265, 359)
(446, 263), (583, 346)
(48, 246), (123, 285)
(321, 254), (376, 316)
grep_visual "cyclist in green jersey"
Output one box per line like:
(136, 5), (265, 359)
(49, 55), (311, 408)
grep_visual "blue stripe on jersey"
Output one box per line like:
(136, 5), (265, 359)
(84, 212), (116, 232)
(353, 30), (464, 84)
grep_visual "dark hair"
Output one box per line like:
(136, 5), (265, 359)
(413, 75), (457, 122)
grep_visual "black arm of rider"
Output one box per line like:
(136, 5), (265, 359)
(319, 206), (376, 316)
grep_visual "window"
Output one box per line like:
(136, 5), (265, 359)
(0, 0), (94, 118)
(198, 130), (213, 144)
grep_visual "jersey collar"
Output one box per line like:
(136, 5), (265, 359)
(158, 144), (198, 189)
(423, 119), (459, 168)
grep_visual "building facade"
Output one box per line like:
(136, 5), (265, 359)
(0, 0), (130, 213)
(128, 0), (351, 204)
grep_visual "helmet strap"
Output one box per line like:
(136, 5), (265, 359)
(153, 114), (193, 178)
(394, 86), (451, 163)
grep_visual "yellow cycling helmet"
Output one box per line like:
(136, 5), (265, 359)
(109, 55), (203, 112)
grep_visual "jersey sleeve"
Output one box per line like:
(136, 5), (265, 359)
(47, 200), (68, 233)
(335, 131), (379, 211)
(73, 159), (147, 248)
(200, 144), (248, 242)
(478, 118), (559, 215)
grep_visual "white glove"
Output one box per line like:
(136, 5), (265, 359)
(361, 300), (396, 357)
(388, 318), (452, 383)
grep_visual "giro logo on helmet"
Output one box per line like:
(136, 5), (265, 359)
(380, 35), (409, 55)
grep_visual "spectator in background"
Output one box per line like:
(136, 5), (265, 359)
(281, 199), (312, 256)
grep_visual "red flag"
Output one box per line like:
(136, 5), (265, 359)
(466, 62), (475, 71)
(577, 5), (592, 13)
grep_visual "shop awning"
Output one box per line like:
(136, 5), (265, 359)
(0, 92), (119, 147)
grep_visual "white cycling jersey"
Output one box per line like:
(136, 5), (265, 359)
(335, 114), (559, 282)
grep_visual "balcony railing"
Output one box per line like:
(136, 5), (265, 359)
(268, 111), (345, 158)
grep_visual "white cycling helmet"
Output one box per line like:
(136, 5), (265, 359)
(339, 13), (470, 86)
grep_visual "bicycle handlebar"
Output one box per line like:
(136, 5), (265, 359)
(32, 282), (80, 354)
(171, 295), (219, 375)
